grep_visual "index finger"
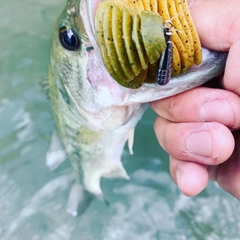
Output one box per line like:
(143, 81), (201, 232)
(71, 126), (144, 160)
(149, 87), (240, 129)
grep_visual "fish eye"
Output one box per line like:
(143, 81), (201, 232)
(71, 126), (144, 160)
(59, 27), (80, 51)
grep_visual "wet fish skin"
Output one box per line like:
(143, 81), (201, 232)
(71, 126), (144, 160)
(48, 0), (227, 214)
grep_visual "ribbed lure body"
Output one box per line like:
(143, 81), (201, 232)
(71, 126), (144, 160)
(95, 0), (202, 89)
(95, 2), (166, 88)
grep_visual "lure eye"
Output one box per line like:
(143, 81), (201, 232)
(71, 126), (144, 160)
(59, 27), (80, 51)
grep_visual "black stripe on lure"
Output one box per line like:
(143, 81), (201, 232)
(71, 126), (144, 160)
(156, 21), (173, 85)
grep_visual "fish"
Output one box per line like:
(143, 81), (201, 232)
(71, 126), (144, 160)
(47, 0), (227, 216)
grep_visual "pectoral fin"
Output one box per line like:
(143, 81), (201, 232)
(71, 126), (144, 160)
(66, 183), (93, 216)
(46, 131), (67, 171)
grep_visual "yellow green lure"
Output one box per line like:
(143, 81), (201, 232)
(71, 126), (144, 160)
(95, 0), (202, 89)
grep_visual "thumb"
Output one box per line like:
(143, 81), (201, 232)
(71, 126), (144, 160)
(189, 0), (240, 51)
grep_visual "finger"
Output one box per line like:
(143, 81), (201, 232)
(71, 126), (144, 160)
(209, 131), (240, 200)
(189, 0), (240, 51)
(154, 116), (235, 164)
(150, 87), (240, 129)
(222, 40), (240, 96)
(217, 157), (240, 200)
(170, 156), (208, 196)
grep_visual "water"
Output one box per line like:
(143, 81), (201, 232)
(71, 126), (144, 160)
(0, 1), (240, 239)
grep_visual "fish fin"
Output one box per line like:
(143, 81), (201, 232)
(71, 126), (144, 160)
(104, 162), (130, 180)
(66, 183), (93, 216)
(46, 131), (67, 171)
(39, 76), (50, 98)
(84, 173), (103, 197)
(128, 128), (135, 155)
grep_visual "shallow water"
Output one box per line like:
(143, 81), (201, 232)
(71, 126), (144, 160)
(0, 1), (240, 239)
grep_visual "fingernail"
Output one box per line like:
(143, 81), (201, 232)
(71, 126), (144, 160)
(200, 100), (233, 123)
(186, 130), (212, 157)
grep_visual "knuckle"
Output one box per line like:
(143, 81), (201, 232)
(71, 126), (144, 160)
(168, 96), (181, 121)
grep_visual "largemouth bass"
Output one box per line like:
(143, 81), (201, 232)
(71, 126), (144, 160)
(47, 0), (227, 215)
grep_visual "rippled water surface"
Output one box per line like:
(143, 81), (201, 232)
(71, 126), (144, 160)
(1, 1), (240, 239)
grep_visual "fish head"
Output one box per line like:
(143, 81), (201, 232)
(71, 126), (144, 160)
(50, 0), (228, 133)
(50, 0), (148, 131)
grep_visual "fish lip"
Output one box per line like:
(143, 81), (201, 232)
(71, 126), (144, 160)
(86, 0), (100, 35)
(142, 48), (227, 89)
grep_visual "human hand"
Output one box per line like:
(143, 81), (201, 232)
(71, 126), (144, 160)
(189, 0), (240, 95)
(150, 0), (240, 198)
(150, 87), (240, 198)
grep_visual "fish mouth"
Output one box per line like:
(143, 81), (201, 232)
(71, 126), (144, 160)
(89, 0), (205, 89)
(85, 0), (227, 96)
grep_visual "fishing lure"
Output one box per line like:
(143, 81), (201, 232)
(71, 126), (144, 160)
(156, 21), (173, 85)
(95, 0), (202, 89)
